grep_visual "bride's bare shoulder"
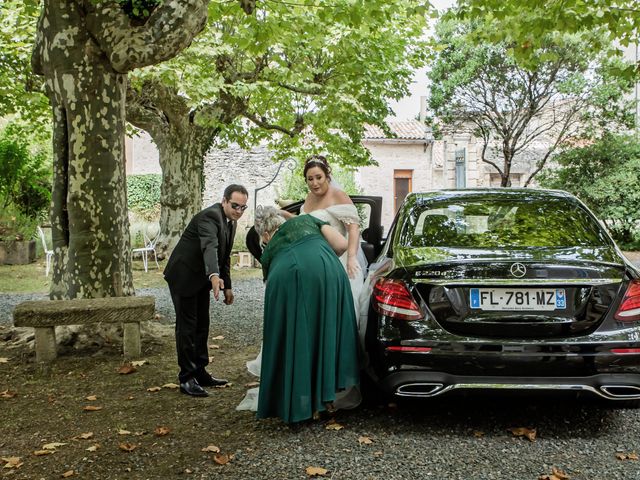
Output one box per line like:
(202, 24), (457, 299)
(331, 188), (353, 205)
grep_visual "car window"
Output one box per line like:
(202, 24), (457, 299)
(400, 198), (611, 248)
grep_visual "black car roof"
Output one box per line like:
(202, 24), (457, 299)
(409, 188), (577, 204)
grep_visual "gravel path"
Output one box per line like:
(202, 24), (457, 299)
(0, 278), (266, 348)
(3, 277), (640, 479)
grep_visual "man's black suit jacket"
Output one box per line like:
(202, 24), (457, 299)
(164, 203), (236, 297)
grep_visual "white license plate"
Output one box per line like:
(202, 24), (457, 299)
(469, 288), (566, 311)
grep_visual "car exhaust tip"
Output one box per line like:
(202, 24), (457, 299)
(395, 383), (446, 397)
(600, 385), (640, 399)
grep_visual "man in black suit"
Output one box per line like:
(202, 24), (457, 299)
(164, 184), (249, 397)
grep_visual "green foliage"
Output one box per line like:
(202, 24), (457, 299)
(0, 1), (50, 128)
(127, 174), (162, 218)
(117, 0), (161, 21)
(538, 134), (640, 248)
(0, 205), (39, 242)
(427, 13), (634, 185)
(0, 129), (51, 220)
(130, 0), (430, 168)
(278, 163), (363, 202)
(458, 0), (640, 79)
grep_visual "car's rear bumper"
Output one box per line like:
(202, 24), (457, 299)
(377, 370), (640, 401)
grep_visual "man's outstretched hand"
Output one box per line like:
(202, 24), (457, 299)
(211, 276), (224, 300)
(223, 289), (234, 305)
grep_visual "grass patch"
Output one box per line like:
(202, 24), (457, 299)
(0, 257), (261, 294)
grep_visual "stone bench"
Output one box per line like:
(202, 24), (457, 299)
(13, 296), (155, 362)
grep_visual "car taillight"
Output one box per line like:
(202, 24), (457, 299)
(372, 278), (424, 321)
(614, 279), (640, 322)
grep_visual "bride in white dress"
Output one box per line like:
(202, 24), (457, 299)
(238, 155), (366, 412)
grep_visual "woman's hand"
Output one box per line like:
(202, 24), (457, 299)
(346, 255), (360, 279)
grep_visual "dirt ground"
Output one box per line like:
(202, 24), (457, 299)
(0, 323), (281, 479)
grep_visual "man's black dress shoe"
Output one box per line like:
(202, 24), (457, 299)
(180, 378), (208, 397)
(196, 372), (228, 387)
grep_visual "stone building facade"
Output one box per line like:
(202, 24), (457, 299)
(125, 119), (546, 234)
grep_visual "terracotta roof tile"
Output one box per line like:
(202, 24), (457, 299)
(364, 120), (432, 140)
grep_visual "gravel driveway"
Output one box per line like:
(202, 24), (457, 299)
(3, 278), (640, 479)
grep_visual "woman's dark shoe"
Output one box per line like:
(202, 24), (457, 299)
(180, 378), (208, 397)
(196, 372), (228, 387)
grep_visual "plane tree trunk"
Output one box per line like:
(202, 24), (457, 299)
(31, 0), (208, 299)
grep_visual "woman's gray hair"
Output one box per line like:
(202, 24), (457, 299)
(254, 205), (285, 236)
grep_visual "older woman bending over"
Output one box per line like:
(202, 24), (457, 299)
(253, 206), (360, 424)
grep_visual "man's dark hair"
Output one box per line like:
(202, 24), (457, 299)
(223, 184), (249, 200)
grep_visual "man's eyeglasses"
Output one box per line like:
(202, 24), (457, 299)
(230, 202), (248, 212)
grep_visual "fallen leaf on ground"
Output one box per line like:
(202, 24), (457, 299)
(0, 357), (8, 363)
(358, 436), (373, 445)
(209, 344), (220, 349)
(213, 453), (232, 465)
(373, 451), (383, 457)
(131, 360), (148, 367)
(1, 457), (23, 469)
(162, 383), (179, 389)
(86, 445), (100, 452)
(62, 470), (75, 477)
(473, 430), (484, 438)
(208, 356), (215, 363)
(119, 443), (137, 452)
(126, 396), (135, 400)
(211, 335), (224, 340)
(33, 450), (54, 456)
(509, 426), (537, 441)
(117, 364), (137, 375)
(538, 466), (570, 480)
(146, 386), (161, 392)
(118, 429), (131, 435)
(615, 451), (639, 461)
(85, 395), (97, 401)
(0, 390), (17, 399)
(82, 405), (103, 412)
(201, 445), (221, 453)
(42, 442), (67, 450)
(214, 383), (232, 389)
(184, 469), (192, 474)
(325, 419), (344, 431)
(306, 466), (328, 476)
(244, 381), (260, 388)
(154, 426), (170, 436)
(77, 432), (93, 440)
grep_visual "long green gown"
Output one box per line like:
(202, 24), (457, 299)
(257, 215), (360, 423)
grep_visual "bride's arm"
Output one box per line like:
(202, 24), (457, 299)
(320, 225), (348, 256)
(332, 189), (361, 278)
(345, 222), (360, 278)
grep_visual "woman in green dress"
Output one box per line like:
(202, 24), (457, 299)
(254, 206), (360, 424)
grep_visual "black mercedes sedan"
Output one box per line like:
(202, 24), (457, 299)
(362, 188), (640, 405)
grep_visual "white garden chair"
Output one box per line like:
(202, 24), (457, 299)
(131, 232), (160, 272)
(37, 226), (54, 276)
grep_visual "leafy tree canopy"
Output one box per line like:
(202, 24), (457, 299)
(427, 12), (634, 186)
(457, 0), (640, 78)
(0, 0), (50, 131)
(538, 134), (640, 248)
(129, 0), (431, 167)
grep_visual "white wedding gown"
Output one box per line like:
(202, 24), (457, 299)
(237, 204), (366, 412)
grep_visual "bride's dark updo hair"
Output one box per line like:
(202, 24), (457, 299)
(303, 154), (332, 182)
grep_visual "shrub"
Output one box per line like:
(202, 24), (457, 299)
(538, 134), (640, 249)
(127, 174), (161, 220)
(0, 135), (51, 220)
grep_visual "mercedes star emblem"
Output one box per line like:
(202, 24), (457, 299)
(510, 263), (527, 278)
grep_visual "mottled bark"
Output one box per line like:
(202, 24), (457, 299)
(157, 135), (210, 252)
(127, 81), (243, 252)
(31, 0), (208, 299)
